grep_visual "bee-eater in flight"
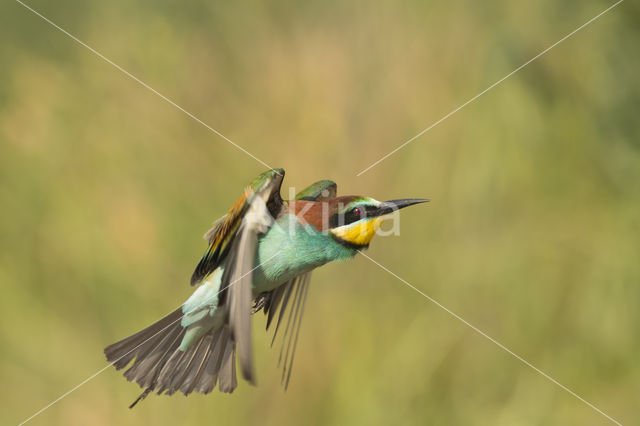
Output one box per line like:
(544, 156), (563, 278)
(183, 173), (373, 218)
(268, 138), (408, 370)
(105, 168), (427, 406)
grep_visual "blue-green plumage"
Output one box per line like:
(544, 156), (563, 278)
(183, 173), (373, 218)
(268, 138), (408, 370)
(180, 212), (358, 351)
(254, 213), (358, 291)
(104, 168), (427, 404)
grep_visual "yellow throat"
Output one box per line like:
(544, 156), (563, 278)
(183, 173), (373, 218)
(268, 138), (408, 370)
(330, 217), (383, 246)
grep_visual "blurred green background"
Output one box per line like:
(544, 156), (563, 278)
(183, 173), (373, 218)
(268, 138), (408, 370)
(1, 0), (639, 424)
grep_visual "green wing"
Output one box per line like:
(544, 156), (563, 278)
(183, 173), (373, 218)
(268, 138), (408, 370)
(190, 168), (284, 286)
(294, 179), (337, 201)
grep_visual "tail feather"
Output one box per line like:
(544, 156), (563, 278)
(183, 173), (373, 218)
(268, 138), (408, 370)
(166, 333), (205, 394)
(156, 346), (189, 395)
(179, 332), (214, 395)
(105, 309), (183, 370)
(104, 309), (238, 406)
(123, 324), (184, 387)
(194, 328), (228, 394)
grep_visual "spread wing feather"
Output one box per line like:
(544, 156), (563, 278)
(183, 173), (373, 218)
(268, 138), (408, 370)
(278, 274), (310, 389)
(218, 173), (279, 384)
(254, 179), (337, 388)
(221, 216), (260, 383)
(191, 169), (285, 286)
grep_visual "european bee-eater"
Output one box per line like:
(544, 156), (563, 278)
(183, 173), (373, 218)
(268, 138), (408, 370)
(105, 168), (427, 406)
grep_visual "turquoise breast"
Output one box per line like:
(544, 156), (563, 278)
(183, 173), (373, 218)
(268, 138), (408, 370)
(252, 213), (357, 293)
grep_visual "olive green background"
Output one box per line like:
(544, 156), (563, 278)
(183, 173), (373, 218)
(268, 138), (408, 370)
(1, 0), (639, 425)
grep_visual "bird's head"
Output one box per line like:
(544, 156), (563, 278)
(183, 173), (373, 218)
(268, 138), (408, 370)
(288, 196), (427, 248)
(326, 196), (428, 247)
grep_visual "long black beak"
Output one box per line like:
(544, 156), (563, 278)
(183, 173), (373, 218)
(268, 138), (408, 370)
(371, 198), (429, 217)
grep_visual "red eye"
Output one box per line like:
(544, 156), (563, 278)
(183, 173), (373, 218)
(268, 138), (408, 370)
(353, 207), (362, 217)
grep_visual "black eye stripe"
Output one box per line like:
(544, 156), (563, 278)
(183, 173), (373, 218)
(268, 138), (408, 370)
(343, 209), (360, 224)
(330, 205), (377, 227)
